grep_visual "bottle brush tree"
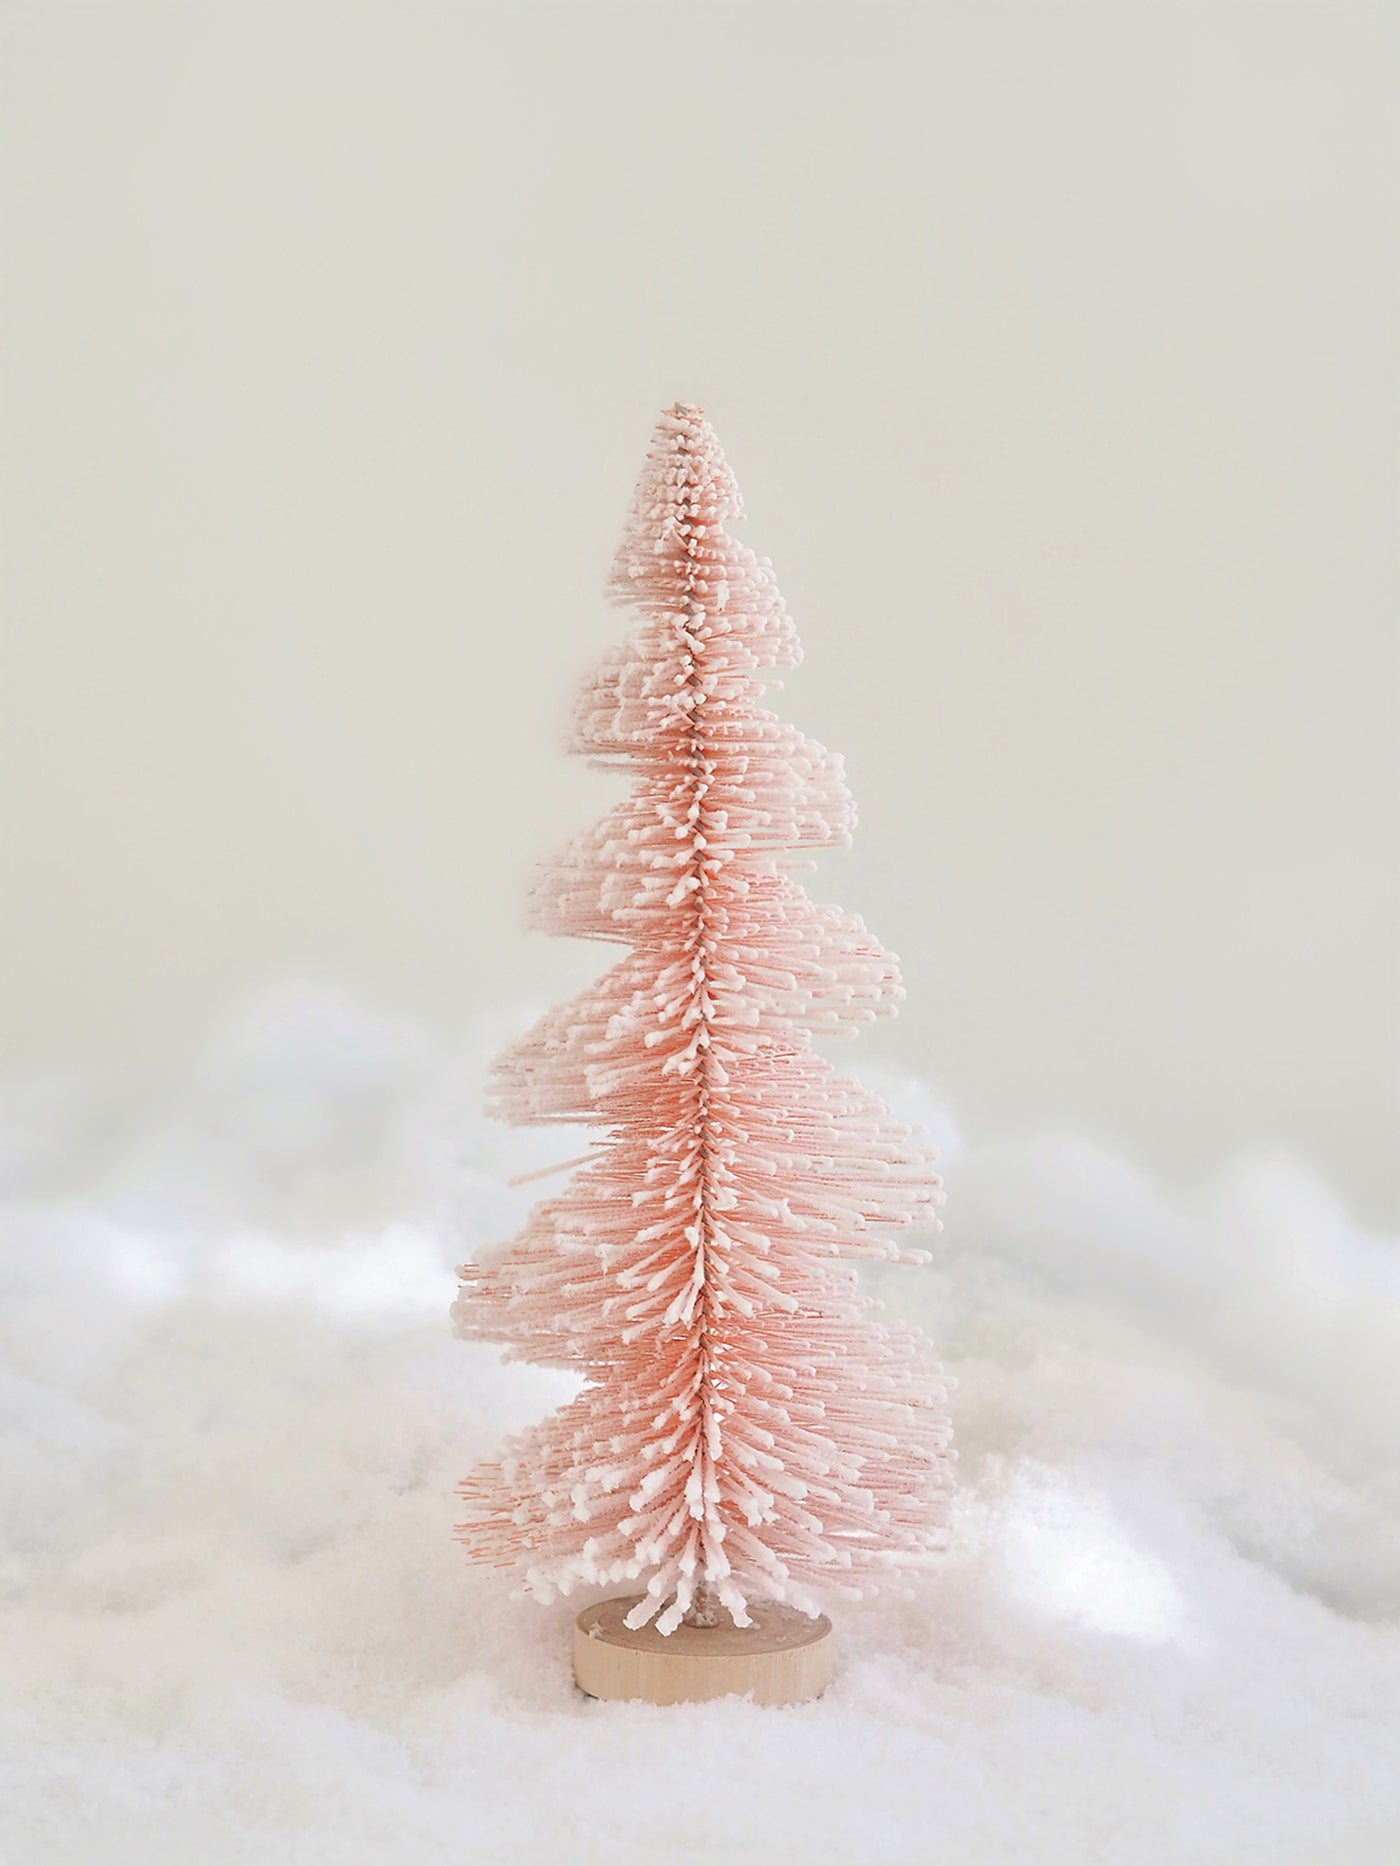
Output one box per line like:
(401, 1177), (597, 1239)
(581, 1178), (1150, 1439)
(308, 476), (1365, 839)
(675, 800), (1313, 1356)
(454, 403), (953, 1634)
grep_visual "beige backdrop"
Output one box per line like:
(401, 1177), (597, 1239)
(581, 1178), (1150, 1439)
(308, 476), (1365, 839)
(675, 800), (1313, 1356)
(3, 2), (1396, 1220)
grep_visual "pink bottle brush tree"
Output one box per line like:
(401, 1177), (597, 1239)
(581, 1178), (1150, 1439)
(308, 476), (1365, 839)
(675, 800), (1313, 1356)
(453, 404), (953, 1635)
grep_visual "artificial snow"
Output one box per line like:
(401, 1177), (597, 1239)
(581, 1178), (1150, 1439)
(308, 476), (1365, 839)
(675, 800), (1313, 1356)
(2, 985), (1397, 1865)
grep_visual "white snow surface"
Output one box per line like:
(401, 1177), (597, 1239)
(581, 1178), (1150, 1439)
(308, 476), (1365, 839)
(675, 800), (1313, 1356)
(2, 985), (1397, 1865)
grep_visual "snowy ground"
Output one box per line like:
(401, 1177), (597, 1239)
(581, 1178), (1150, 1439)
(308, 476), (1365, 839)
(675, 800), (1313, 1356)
(2, 986), (1397, 1865)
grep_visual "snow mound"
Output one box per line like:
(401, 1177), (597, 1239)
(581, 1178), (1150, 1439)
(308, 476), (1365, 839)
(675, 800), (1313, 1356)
(1, 987), (1396, 1865)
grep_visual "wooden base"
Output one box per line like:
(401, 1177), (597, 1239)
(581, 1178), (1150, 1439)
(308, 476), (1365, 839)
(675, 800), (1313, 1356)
(573, 1595), (833, 1706)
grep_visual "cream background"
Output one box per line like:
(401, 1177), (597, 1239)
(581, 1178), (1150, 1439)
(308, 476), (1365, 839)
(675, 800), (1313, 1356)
(3, 2), (1396, 1219)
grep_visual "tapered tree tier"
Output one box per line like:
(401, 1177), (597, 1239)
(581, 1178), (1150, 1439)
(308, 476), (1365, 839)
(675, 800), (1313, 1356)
(573, 1596), (833, 1706)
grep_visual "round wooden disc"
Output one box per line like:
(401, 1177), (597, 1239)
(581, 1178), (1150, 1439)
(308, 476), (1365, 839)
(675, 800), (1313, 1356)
(573, 1595), (833, 1706)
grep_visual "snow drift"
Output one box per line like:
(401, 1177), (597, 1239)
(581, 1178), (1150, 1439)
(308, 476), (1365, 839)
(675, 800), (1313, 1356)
(1, 985), (1397, 1865)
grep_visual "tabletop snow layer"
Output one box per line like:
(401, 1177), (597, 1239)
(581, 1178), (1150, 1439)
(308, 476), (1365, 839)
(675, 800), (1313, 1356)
(2, 985), (1397, 1866)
